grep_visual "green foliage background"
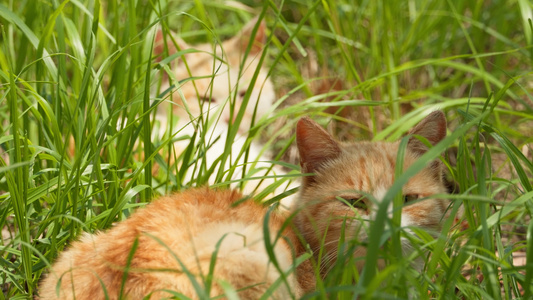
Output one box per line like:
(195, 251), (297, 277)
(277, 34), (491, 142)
(0, 0), (532, 299)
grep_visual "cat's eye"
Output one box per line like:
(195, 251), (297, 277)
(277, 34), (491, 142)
(238, 90), (246, 98)
(200, 96), (217, 103)
(338, 196), (368, 211)
(403, 194), (419, 203)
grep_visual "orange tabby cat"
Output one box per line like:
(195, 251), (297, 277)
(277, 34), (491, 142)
(38, 111), (449, 299)
(292, 110), (450, 273)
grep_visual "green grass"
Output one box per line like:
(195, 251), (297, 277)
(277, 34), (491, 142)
(1, 0), (532, 299)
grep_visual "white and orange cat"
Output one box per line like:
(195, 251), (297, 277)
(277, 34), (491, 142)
(38, 111), (450, 299)
(152, 18), (295, 197)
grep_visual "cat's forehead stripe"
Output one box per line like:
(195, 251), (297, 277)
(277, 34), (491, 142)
(345, 177), (355, 187)
(356, 156), (368, 190)
(386, 153), (396, 171)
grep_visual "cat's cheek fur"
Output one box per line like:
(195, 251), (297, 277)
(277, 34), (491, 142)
(401, 199), (447, 230)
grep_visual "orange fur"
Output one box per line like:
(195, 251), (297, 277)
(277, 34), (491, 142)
(38, 188), (313, 299)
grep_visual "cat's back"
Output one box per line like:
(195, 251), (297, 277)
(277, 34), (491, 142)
(128, 188), (268, 235)
(38, 188), (303, 300)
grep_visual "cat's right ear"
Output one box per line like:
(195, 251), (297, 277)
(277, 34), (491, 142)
(153, 27), (190, 59)
(407, 110), (447, 155)
(297, 117), (342, 179)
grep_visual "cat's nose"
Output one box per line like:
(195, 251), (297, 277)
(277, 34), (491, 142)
(224, 114), (234, 124)
(225, 111), (249, 132)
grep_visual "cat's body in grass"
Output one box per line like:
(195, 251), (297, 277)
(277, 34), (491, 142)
(38, 189), (315, 299)
(38, 111), (451, 299)
(153, 18), (295, 197)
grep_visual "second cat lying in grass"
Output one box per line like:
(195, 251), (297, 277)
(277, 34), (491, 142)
(153, 18), (296, 198)
(38, 111), (450, 299)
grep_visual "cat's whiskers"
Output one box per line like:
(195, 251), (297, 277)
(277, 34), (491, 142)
(319, 251), (339, 275)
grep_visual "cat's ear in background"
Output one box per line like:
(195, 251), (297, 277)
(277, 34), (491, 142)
(153, 27), (190, 60)
(407, 110), (447, 155)
(297, 117), (342, 179)
(231, 16), (267, 55)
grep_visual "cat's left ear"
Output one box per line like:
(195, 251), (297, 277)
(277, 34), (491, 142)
(407, 111), (447, 155)
(232, 17), (267, 55)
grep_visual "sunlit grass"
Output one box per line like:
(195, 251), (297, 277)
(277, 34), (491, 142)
(1, 0), (532, 299)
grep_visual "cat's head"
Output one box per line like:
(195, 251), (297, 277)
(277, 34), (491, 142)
(154, 18), (274, 131)
(293, 111), (450, 272)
